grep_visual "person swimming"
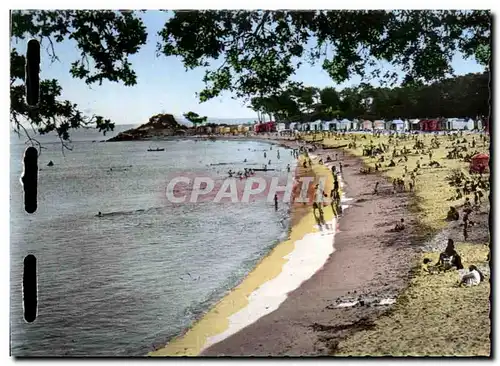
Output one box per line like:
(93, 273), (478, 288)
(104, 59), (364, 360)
(97, 211), (103, 217)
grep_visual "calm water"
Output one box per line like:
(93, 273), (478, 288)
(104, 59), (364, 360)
(10, 127), (295, 356)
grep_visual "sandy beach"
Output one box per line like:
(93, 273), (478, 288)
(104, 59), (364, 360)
(150, 132), (490, 357)
(150, 137), (419, 356)
(200, 145), (419, 356)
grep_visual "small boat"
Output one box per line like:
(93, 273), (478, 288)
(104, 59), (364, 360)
(147, 144), (165, 152)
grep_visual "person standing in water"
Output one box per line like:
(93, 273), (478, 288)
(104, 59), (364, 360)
(264, 151), (267, 158)
(287, 164), (291, 173)
(274, 194), (279, 211)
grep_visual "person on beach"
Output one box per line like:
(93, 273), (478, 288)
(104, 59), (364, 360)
(437, 239), (464, 270)
(463, 225), (469, 241)
(446, 206), (460, 221)
(330, 189), (337, 217)
(274, 194), (278, 211)
(339, 162), (343, 174)
(318, 206), (330, 230)
(394, 218), (405, 231)
(313, 209), (324, 231)
(459, 265), (484, 287)
(463, 197), (472, 212)
(335, 194), (343, 216)
(373, 182), (379, 195)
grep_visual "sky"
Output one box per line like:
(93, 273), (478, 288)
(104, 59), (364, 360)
(10, 10), (486, 125)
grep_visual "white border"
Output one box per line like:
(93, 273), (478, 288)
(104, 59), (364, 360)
(1, 2), (498, 366)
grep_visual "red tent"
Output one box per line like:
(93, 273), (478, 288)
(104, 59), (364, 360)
(420, 119), (441, 131)
(470, 153), (489, 174)
(255, 121), (276, 133)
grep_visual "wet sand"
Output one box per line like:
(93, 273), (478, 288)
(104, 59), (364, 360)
(202, 146), (421, 356)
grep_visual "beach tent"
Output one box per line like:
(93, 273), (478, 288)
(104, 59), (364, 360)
(424, 119), (443, 132)
(309, 120), (322, 131)
(470, 153), (489, 174)
(289, 122), (298, 131)
(447, 118), (475, 130)
(409, 119), (420, 131)
(373, 120), (385, 130)
(254, 122), (275, 133)
(276, 123), (286, 132)
(339, 119), (351, 131)
(351, 119), (360, 131)
(476, 119), (483, 130)
(362, 120), (373, 130)
(321, 121), (331, 131)
(330, 119), (340, 131)
(391, 119), (405, 131)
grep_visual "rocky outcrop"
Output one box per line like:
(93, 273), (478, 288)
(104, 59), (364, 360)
(107, 114), (188, 141)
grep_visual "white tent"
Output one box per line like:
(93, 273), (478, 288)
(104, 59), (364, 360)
(409, 119), (420, 131)
(321, 119), (339, 131)
(309, 120), (322, 131)
(339, 119), (351, 130)
(352, 119), (360, 131)
(289, 122), (298, 131)
(276, 123), (286, 132)
(447, 118), (474, 130)
(392, 119), (405, 131)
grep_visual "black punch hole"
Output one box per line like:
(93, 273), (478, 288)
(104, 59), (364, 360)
(22, 146), (38, 214)
(26, 39), (40, 107)
(23, 254), (37, 323)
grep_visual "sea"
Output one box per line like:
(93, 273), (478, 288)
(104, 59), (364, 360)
(10, 125), (296, 356)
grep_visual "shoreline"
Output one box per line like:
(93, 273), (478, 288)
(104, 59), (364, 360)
(200, 145), (419, 356)
(149, 140), (341, 356)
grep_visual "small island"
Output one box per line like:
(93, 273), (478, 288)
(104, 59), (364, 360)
(107, 113), (188, 141)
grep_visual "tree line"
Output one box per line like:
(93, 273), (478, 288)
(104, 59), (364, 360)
(250, 71), (489, 123)
(10, 10), (490, 143)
